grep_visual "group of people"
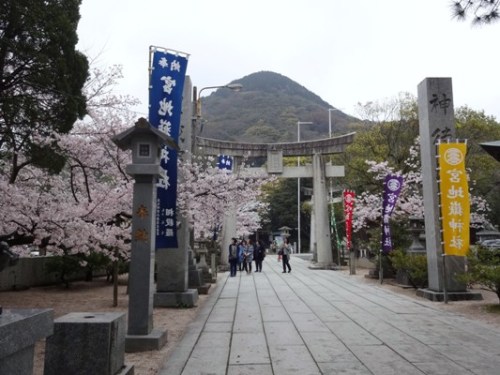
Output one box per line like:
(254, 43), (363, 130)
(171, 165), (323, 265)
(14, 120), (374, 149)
(228, 238), (266, 277)
(228, 237), (293, 277)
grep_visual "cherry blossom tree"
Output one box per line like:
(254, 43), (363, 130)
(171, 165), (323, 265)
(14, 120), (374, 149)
(352, 138), (491, 236)
(177, 155), (271, 240)
(0, 65), (137, 261)
(1, 63), (271, 266)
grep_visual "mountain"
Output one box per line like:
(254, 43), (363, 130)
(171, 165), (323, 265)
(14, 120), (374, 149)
(198, 71), (360, 143)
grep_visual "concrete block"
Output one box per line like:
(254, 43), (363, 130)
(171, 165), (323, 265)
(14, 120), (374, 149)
(125, 328), (168, 353)
(154, 289), (198, 307)
(416, 288), (483, 302)
(0, 308), (53, 375)
(44, 312), (132, 375)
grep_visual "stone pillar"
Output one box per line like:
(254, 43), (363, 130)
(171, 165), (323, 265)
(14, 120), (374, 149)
(126, 173), (168, 350)
(44, 312), (133, 375)
(349, 251), (356, 275)
(417, 77), (481, 301)
(154, 76), (199, 308)
(196, 239), (215, 283)
(221, 205), (236, 269)
(312, 152), (333, 267)
(211, 253), (218, 281)
(113, 117), (180, 350)
(309, 197), (315, 254)
(0, 309), (53, 375)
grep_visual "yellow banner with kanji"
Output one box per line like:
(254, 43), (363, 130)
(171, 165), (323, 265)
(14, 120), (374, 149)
(438, 143), (470, 256)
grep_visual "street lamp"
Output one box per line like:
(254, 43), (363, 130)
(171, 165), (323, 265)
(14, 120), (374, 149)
(327, 108), (341, 230)
(190, 83), (242, 268)
(328, 108), (341, 138)
(297, 121), (313, 254)
(195, 83), (243, 118)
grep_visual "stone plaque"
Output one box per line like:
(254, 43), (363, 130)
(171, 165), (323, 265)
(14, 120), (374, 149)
(267, 150), (283, 173)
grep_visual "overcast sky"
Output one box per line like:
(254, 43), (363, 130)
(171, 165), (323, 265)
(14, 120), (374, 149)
(76, 0), (500, 121)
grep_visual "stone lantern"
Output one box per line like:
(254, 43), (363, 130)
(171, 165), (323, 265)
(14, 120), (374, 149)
(112, 117), (178, 352)
(278, 226), (292, 239)
(407, 216), (426, 255)
(396, 216), (426, 286)
(113, 117), (177, 177)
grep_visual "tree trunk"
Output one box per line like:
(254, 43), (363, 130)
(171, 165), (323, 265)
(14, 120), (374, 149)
(113, 261), (118, 307)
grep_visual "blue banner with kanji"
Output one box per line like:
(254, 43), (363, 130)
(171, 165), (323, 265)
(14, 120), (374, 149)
(148, 47), (188, 249)
(217, 155), (233, 171)
(381, 174), (403, 253)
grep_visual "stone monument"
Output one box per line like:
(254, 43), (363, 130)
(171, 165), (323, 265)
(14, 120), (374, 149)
(44, 312), (133, 375)
(113, 117), (177, 352)
(0, 243), (52, 375)
(416, 77), (482, 301)
(0, 308), (53, 375)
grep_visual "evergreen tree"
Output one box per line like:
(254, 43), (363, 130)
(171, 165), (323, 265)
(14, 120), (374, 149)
(0, 0), (89, 183)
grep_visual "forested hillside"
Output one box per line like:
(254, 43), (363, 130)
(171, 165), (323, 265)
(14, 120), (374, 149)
(199, 71), (361, 142)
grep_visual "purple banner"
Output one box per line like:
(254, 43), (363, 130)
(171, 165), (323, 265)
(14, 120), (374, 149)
(149, 48), (188, 249)
(381, 174), (404, 253)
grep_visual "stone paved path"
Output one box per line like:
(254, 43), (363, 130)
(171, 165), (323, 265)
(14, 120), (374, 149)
(160, 256), (500, 375)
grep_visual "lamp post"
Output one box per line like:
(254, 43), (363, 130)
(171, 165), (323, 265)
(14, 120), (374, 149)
(192, 83), (243, 140)
(297, 121), (313, 254)
(328, 108), (341, 138)
(191, 83), (242, 268)
(327, 108), (341, 245)
(195, 83), (243, 119)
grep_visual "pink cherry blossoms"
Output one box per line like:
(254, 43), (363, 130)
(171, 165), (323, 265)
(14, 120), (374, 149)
(352, 138), (490, 232)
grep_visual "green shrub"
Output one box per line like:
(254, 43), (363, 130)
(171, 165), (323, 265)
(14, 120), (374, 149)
(45, 255), (82, 288)
(45, 250), (121, 287)
(390, 249), (428, 288)
(377, 252), (396, 278)
(460, 246), (500, 304)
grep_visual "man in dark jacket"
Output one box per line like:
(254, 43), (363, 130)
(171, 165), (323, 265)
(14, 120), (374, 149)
(253, 240), (266, 272)
(228, 238), (239, 277)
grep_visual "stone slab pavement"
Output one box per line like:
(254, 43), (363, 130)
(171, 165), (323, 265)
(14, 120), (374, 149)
(160, 255), (500, 375)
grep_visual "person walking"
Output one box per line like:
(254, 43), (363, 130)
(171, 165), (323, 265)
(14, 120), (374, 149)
(237, 239), (247, 272)
(273, 240), (282, 262)
(253, 240), (266, 272)
(228, 238), (239, 277)
(281, 238), (292, 273)
(244, 239), (254, 273)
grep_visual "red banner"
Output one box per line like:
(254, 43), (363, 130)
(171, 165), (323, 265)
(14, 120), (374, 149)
(343, 190), (355, 251)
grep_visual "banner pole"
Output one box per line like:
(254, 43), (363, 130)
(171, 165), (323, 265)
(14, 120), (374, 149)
(379, 249), (383, 284)
(442, 253), (448, 303)
(330, 201), (341, 269)
(379, 204), (383, 284)
(149, 45), (190, 58)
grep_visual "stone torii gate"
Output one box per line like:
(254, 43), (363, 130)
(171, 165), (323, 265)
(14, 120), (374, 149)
(195, 132), (355, 269)
(154, 77), (353, 309)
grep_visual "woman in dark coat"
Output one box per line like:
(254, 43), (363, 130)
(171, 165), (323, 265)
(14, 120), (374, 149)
(253, 240), (266, 272)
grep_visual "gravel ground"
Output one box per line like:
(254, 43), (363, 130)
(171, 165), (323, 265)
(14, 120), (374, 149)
(347, 267), (500, 329)
(1, 275), (208, 375)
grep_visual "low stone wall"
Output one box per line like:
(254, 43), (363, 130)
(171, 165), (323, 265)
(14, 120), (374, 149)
(0, 257), (106, 291)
